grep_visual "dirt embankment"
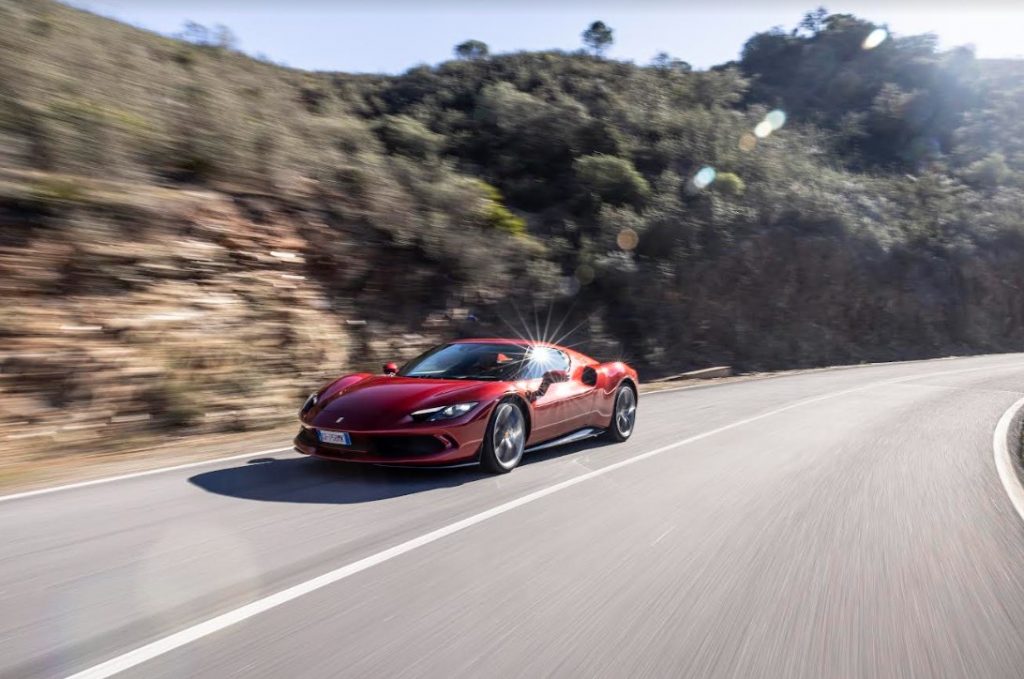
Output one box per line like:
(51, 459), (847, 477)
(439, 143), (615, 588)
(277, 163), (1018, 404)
(0, 171), (475, 479)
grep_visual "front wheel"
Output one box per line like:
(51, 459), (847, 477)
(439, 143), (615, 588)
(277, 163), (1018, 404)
(604, 384), (637, 442)
(480, 399), (527, 474)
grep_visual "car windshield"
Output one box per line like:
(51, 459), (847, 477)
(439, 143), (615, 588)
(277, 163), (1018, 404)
(400, 343), (566, 381)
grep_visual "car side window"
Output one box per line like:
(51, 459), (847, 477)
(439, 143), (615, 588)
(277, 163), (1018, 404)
(520, 347), (569, 380)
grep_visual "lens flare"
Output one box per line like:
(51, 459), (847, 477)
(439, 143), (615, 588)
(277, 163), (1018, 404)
(693, 166), (716, 190)
(863, 28), (888, 50)
(765, 109), (786, 131)
(575, 264), (595, 285)
(616, 228), (639, 251)
(738, 133), (757, 152)
(754, 120), (773, 139)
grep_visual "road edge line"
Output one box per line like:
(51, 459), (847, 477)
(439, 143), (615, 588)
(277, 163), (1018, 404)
(0, 447), (293, 503)
(993, 395), (1024, 523)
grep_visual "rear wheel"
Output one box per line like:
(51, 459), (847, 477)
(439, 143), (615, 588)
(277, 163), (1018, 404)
(480, 399), (526, 474)
(604, 384), (636, 442)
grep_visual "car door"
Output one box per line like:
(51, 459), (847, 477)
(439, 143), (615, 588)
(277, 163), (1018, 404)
(560, 358), (600, 431)
(524, 348), (573, 444)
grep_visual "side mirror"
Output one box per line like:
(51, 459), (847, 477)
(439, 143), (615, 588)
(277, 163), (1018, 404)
(383, 362), (398, 376)
(581, 366), (598, 387)
(543, 369), (569, 384)
(529, 370), (567, 401)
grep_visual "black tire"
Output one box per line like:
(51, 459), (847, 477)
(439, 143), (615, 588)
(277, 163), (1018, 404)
(480, 398), (527, 474)
(604, 383), (637, 442)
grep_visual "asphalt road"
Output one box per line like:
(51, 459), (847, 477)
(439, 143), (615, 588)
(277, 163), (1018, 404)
(5, 354), (1024, 678)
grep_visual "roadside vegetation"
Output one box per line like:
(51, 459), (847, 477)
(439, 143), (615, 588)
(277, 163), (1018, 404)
(1, 0), (1023, 465)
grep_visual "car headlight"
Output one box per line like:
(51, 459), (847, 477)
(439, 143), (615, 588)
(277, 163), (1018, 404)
(300, 392), (318, 415)
(411, 402), (478, 422)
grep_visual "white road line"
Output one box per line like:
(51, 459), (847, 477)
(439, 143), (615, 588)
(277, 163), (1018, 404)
(992, 395), (1024, 523)
(0, 447), (294, 503)
(64, 360), (1024, 679)
(652, 526), (675, 546)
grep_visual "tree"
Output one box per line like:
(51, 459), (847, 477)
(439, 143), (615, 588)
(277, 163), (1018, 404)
(582, 21), (613, 57)
(454, 39), (489, 61)
(179, 21), (210, 46)
(212, 24), (237, 50)
(651, 51), (692, 73)
(798, 6), (829, 36)
(178, 21), (236, 50)
(652, 52), (671, 68)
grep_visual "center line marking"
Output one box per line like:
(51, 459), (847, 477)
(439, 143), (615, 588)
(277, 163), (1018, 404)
(65, 360), (1024, 679)
(652, 527), (675, 546)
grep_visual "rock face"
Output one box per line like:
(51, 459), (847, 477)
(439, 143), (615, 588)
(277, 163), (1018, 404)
(0, 177), (392, 462)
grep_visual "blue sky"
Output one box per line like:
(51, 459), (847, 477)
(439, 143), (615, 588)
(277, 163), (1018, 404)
(70, 2), (1023, 73)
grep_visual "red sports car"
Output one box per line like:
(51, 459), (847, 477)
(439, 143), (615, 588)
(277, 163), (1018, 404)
(294, 339), (638, 473)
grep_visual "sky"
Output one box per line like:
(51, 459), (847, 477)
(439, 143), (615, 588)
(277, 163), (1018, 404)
(69, 1), (1024, 74)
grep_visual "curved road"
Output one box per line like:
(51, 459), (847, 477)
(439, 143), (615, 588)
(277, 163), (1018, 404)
(4, 354), (1024, 678)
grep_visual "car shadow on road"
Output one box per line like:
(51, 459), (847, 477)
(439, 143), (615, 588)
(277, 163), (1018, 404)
(187, 439), (616, 505)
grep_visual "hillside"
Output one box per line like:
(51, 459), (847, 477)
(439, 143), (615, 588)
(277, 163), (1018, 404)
(1, 0), (1024, 463)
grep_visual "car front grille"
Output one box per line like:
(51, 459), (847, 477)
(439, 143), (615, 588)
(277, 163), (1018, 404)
(371, 435), (448, 457)
(296, 426), (317, 447)
(301, 428), (448, 458)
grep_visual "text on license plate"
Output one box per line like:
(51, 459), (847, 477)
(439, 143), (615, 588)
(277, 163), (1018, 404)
(317, 430), (351, 445)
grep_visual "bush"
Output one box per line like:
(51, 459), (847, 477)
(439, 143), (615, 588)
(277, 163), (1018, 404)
(574, 154), (650, 207)
(963, 153), (1010, 189)
(143, 381), (203, 429)
(29, 177), (87, 204)
(475, 181), (527, 236)
(376, 115), (443, 159)
(714, 172), (745, 196)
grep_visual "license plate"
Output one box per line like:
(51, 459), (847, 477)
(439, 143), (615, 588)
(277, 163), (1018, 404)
(317, 430), (351, 446)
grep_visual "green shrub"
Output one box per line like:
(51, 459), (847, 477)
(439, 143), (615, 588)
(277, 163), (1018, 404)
(475, 180), (527, 236)
(376, 115), (443, 159)
(714, 171), (745, 196)
(165, 140), (218, 182)
(574, 154), (650, 207)
(963, 153), (1010, 189)
(29, 177), (87, 204)
(143, 381), (203, 429)
(172, 46), (195, 67)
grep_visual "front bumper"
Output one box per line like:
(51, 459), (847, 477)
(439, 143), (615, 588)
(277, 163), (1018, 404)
(293, 424), (483, 466)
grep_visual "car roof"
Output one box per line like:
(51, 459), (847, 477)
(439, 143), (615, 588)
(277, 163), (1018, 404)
(451, 337), (555, 347)
(449, 338), (589, 360)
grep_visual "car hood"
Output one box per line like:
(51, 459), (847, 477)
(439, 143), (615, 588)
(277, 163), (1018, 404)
(307, 375), (499, 430)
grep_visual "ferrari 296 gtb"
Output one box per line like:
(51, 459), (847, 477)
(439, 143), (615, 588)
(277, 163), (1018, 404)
(293, 339), (638, 473)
